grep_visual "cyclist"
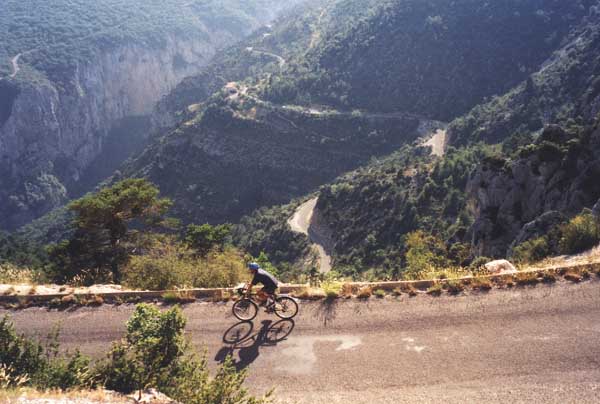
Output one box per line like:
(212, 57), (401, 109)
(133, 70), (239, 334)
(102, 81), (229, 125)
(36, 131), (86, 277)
(246, 262), (279, 310)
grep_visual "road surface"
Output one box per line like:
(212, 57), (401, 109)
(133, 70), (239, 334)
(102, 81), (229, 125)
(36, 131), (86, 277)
(288, 198), (332, 273)
(2, 281), (600, 403)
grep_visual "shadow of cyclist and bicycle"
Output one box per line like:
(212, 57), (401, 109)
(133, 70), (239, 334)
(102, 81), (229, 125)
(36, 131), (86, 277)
(215, 318), (296, 371)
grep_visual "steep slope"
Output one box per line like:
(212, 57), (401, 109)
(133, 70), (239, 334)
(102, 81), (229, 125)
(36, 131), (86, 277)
(232, 4), (600, 275)
(118, 84), (422, 226)
(124, 0), (594, 227)
(0, 0), (300, 230)
(448, 8), (600, 146)
(262, 0), (595, 120)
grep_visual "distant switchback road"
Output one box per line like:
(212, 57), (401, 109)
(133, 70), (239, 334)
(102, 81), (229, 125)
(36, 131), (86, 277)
(2, 281), (600, 403)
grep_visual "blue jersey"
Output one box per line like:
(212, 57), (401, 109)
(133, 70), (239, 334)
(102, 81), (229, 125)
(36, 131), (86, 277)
(251, 268), (279, 289)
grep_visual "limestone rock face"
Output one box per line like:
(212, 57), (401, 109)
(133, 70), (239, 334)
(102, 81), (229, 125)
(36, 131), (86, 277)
(509, 211), (566, 252)
(0, 33), (231, 230)
(468, 126), (600, 258)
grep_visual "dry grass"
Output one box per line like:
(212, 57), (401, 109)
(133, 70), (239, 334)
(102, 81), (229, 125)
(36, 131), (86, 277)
(392, 287), (402, 297)
(515, 272), (540, 286)
(426, 283), (443, 296)
(542, 271), (558, 283)
(162, 290), (196, 304)
(341, 283), (354, 299)
(292, 287), (327, 300)
(0, 388), (132, 403)
(470, 277), (493, 291)
(400, 284), (418, 297)
(564, 270), (583, 283)
(445, 280), (465, 295)
(356, 286), (372, 299)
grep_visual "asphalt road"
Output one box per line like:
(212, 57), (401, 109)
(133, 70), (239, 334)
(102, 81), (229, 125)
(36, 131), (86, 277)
(2, 280), (600, 403)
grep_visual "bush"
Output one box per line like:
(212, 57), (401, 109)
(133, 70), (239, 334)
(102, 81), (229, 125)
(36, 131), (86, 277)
(123, 235), (247, 290)
(373, 289), (386, 298)
(0, 264), (44, 284)
(0, 317), (93, 390)
(426, 283), (443, 296)
(559, 212), (600, 255)
(2, 306), (270, 402)
(512, 237), (551, 263)
(99, 304), (270, 403)
(356, 286), (372, 299)
(446, 280), (465, 295)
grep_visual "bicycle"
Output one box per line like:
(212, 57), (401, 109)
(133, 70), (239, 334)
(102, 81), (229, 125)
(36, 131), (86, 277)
(232, 285), (299, 321)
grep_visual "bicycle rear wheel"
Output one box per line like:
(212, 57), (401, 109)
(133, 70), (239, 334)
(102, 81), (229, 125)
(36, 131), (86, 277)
(232, 299), (258, 321)
(273, 296), (298, 319)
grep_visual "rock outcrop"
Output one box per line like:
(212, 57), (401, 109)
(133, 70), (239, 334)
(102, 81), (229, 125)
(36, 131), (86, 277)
(468, 125), (600, 257)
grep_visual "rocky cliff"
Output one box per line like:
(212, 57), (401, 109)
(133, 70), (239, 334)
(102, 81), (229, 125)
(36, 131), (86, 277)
(0, 34), (231, 230)
(468, 124), (600, 257)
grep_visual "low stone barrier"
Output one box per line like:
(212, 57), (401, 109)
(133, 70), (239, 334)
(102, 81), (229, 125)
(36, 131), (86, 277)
(0, 261), (598, 305)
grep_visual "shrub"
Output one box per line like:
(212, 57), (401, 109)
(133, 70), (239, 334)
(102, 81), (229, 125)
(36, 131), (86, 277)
(162, 291), (196, 305)
(446, 280), (465, 295)
(400, 284), (418, 297)
(469, 256), (491, 271)
(341, 283), (354, 298)
(471, 277), (493, 291)
(322, 282), (342, 299)
(542, 271), (557, 283)
(564, 270), (583, 283)
(403, 231), (449, 279)
(356, 286), (372, 299)
(426, 283), (443, 296)
(373, 289), (386, 298)
(512, 237), (551, 263)
(123, 235), (247, 290)
(292, 287), (326, 300)
(559, 213), (600, 255)
(515, 272), (540, 286)
(99, 304), (270, 402)
(392, 287), (402, 297)
(0, 317), (93, 390)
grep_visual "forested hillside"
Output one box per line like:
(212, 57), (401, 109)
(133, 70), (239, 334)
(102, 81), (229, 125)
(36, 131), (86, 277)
(262, 0), (595, 120)
(230, 2), (600, 278)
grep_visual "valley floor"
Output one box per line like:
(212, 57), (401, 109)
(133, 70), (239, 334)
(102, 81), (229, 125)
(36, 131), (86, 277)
(2, 280), (600, 403)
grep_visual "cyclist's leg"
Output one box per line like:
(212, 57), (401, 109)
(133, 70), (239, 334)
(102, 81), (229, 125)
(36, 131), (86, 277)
(257, 288), (269, 305)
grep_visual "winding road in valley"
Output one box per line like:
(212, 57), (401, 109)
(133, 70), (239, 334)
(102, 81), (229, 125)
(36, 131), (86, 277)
(3, 281), (600, 403)
(1, 52), (24, 81)
(246, 47), (286, 69)
(288, 197), (332, 273)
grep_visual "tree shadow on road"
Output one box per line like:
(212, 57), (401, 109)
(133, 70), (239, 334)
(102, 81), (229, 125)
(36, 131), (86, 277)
(215, 319), (295, 371)
(312, 297), (338, 326)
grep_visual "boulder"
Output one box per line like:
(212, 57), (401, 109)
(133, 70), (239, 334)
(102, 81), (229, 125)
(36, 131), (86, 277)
(484, 259), (517, 274)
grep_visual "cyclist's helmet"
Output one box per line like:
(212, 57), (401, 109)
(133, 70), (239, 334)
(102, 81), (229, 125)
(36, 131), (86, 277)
(248, 262), (260, 271)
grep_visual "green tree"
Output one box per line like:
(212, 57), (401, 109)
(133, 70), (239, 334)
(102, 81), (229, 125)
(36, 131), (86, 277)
(403, 231), (449, 279)
(185, 223), (232, 256)
(48, 179), (171, 283)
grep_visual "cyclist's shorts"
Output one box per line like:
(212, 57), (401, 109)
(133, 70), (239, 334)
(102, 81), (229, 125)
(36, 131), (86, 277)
(261, 286), (277, 295)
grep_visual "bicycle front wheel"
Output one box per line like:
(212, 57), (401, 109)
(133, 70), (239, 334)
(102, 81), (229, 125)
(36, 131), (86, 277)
(232, 299), (258, 321)
(274, 296), (298, 319)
